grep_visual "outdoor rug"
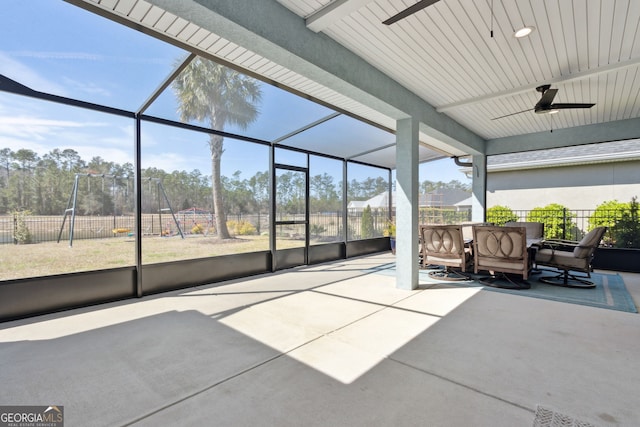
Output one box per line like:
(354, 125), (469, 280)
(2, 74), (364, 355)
(533, 405), (599, 427)
(367, 263), (637, 313)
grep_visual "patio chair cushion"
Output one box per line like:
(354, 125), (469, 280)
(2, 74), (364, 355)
(535, 248), (588, 270)
(574, 227), (607, 258)
(426, 250), (471, 267)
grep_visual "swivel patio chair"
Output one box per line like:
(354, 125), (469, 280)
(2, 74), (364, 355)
(473, 225), (531, 289)
(505, 221), (545, 273)
(534, 226), (607, 288)
(420, 224), (472, 281)
(504, 221), (544, 243)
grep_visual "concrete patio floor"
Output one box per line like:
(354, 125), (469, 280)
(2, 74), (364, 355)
(1, 253), (639, 426)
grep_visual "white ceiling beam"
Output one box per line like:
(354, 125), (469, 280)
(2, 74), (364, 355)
(306, 0), (374, 33)
(436, 56), (640, 113)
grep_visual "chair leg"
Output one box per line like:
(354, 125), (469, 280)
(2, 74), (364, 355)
(428, 267), (471, 281)
(479, 272), (531, 290)
(539, 270), (595, 288)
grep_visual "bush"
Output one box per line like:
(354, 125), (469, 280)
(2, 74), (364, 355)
(612, 197), (640, 248)
(588, 200), (628, 231)
(360, 205), (374, 238)
(191, 223), (205, 234)
(382, 220), (395, 237)
(486, 205), (518, 226)
(13, 210), (33, 244)
(226, 220), (257, 236)
(310, 224), (326, 236)
(588, 200), (628, 245)
(526, 203), (575, 240)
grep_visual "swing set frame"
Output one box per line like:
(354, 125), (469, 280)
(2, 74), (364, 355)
(57, 173), (184, 247)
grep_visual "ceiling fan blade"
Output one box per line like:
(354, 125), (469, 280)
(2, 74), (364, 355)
(491, 108), (533, 120)
(550, 103), (596, 109)
(535, 88), (558, 109)
(383, 0), (440, 25)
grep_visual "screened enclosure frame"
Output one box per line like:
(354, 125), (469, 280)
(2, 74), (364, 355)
(0, 56), (393, 320)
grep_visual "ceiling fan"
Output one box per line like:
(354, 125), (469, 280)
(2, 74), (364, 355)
(383, 0), (440, 25)
(492, 85), (596, 120)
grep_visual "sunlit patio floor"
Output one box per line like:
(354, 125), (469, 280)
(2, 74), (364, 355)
(1, 253), (639, 426)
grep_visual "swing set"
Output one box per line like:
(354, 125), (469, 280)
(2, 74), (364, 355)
(57, 173), (184, 247)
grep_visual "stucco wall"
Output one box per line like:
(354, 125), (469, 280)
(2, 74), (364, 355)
(487, 161), (640, 211)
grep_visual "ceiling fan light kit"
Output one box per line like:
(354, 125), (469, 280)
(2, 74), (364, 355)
(514, 26), (535, 38)
(381, 2), (596, 127)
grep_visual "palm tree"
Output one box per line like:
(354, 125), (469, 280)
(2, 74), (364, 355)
(172, 57), (262, 238)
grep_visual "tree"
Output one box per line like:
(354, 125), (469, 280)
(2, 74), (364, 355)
(361, 205), (374, 238)
(222, 171), (255, 216)
(612, 197), (640, 248)
(11, 149), (40, 210)
(172, 57), (262, 238)
(588, 200), (628, 246)
(310, 173), (340, 212)
(248, 171), (269, 214)
(0, 148), (14, 213)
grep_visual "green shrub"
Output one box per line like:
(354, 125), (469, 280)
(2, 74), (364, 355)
(382, 220), (395, 237)
(191, 223), (205, 234)
(588, 200), (628, 231)
(588, 200), (628, 245)
(486, 205), (518, 226)
(13, 210), (33, 244)
(227, 220), (257, 235)
(526, 203), (575, 240)
(360, 205), (374, 238)
(612, 197), (640, 248)
(310, 224), (326, 236)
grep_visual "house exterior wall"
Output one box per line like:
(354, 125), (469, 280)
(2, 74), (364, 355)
(487, 161), (640, 211)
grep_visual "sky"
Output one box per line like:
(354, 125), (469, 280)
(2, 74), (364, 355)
(0, 0), (470, 186)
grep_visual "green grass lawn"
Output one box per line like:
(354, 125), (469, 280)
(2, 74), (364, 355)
(0, 235), (306, 281)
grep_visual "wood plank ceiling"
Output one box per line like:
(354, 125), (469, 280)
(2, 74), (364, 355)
(288, 0), (640, 140)
(80, 0), (640, 160)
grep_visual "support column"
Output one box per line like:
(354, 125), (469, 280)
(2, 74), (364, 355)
(471, 154), (487, 222)
(395, 117), (419, 290)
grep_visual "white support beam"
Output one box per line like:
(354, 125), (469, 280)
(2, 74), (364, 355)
(306, 0), (373, 33)
(486, 117), (640, 156)
(146, 0), (485, 156)
(395, 117), (419, 290)
(437, 56), (640, 113)
(471, 154), (487, 223)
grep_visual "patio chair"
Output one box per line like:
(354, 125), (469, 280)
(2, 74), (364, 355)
(505, 221), (545, 273)
(420, 225), (472, 281)
(473, 225), (531, 289)
(504, 221), (544, 242)
(534, 226), (607, 288)
(461, 221), (493, 243)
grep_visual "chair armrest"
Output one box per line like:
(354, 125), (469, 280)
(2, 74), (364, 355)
(536, 239), (576, 252)
(541, 238), (579, 246)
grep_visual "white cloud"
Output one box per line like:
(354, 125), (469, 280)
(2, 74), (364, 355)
(0, 116), (85, 139)
(9, 51), (103, 61)
(62, 76), (112, 98)
(0, 52), (67, 95)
